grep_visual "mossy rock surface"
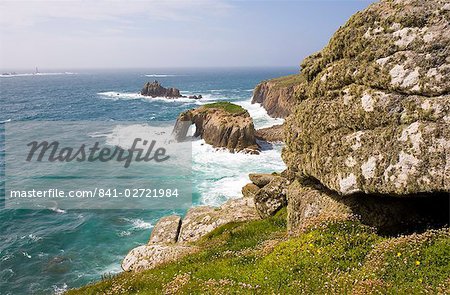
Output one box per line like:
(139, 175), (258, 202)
(201, 102), (246, 114)
(283, 0), (450, 195)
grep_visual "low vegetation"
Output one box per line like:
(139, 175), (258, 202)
(202, 102), (246, 114)
(67, 208), (449, 294)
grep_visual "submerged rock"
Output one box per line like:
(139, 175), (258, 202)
(141, 80), (181, 98)
(282, 0), (450, 196)
(173, 102), (260, 154)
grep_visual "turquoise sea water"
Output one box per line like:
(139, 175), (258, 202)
(0, 68), (294, 294)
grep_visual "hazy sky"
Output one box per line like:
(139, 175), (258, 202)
(0, 0), (374, 70)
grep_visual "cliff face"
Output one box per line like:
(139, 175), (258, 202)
(252, 74), (305, 118)
(173, 102), (259, 153)
(283, 0), (450, 196)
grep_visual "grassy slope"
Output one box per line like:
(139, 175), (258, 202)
(68, 209), (450, 294)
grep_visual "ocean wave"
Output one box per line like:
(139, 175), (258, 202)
(0, 119), (11, 124)
(236, 100), (284, 129)
(98, 91), (210, 104)
(192, 139), (285, 207)
(121, 218), (153, 230)
(22, 252), (32, 259)
(52, 283), (68, 295)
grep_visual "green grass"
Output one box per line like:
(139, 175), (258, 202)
(268, 74), (305, 89)
(67, 209), (450, 294)
(201, 102), (246, 114)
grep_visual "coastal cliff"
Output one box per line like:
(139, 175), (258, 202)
(251, 74), (305, 118)
(69, 1), (450, 293)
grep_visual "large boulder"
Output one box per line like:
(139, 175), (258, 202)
(149, 215), (181, 244)
(253, 176), (288, 218)
(283, 0), (450, 196)
(121, 244), (195, 272)
(173, 102), (260, 154)
(122, 196), (259, 272)
(141, 80), (182, 98)
(178, 197), (259, 243)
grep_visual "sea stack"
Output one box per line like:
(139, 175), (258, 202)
(141, 80), (182, 98)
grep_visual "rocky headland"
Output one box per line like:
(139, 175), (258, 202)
(71, 1), (450, 293)
(251, 74), (304, 118)
(172, 102), (260, 154)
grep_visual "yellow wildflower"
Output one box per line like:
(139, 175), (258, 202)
(397, 252), (401, 257)
(415, 260), (420, 266)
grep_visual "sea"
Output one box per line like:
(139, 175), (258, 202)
(0, 67), (295, 294)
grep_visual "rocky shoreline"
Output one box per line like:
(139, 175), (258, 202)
(121, 0), (449, 276)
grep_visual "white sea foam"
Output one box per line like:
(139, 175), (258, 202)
(50, 207), (67, 214)
(236, 100), (284, 129)
(22, 252), (32, 259)
(52, 283), (68, 295)
(98, 91), (210, 104)
(130, 218), (153, 230)
(0, 119), (11, 124)
(192, 138), (285, 206)
(97, 90), (285, 208)
(122, 218), (153, 230)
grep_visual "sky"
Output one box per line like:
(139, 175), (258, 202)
(0, 0), (374, 70)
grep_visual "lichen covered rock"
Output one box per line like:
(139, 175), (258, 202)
(283, 0), (450, 195)
(178, 197), (259, 243)
(254, 176), (288, 218)
(121, 244), (196, 272)
(149, 215), (181, 244)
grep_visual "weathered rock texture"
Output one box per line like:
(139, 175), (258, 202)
(245, 173), (289, 218)
(122, 196), (259, 271)
(283, 0), (450, 196)
(255, 124), (285, 142)
(149, 215), (181, 244)
(173, 104), (260, 153)
(141, 80), (182, 98)
(252, 75), (305, 118)
(121, 244), (195, 272)
(287, 179), (450, 235)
